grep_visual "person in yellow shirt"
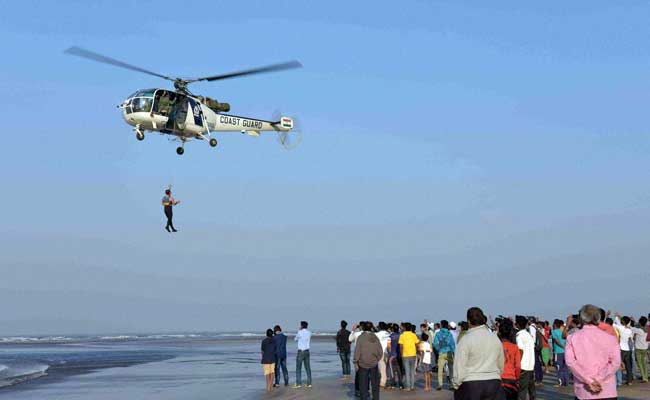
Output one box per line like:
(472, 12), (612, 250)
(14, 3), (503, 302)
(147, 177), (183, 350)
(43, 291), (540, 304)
(399, 323), (420, 391)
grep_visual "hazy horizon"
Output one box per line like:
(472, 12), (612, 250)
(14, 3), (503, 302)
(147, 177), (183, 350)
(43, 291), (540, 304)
(3, 203), (649, 335)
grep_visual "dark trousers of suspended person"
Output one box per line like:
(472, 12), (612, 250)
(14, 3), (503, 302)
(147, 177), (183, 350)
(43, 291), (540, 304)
(164, 206), (176, 232)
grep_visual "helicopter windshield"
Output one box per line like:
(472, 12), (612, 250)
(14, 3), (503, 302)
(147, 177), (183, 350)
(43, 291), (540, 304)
(125, 89), (156, 114)
(130, 97), (153, 113)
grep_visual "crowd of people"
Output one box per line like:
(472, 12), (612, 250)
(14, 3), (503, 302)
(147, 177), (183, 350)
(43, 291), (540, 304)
(260, 306), (650, 400)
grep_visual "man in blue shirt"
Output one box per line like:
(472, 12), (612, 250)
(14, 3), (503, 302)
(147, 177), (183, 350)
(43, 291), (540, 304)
(388, 323), (403, 389)
(433, 320), (456, 391)
(293, 320), (312, 388)
(273, 325), (289, 387)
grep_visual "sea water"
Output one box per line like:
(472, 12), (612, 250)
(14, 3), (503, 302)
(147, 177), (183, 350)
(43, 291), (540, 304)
(0, 333), (340, 399)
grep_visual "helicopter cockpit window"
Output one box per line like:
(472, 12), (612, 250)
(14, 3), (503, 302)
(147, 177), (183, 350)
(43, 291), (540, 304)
(130, 97), (153, 113)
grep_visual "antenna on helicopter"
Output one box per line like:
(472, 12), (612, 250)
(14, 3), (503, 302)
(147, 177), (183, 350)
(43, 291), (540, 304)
(64, 46), (302, 95)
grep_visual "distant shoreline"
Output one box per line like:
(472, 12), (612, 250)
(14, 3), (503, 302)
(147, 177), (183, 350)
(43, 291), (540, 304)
(0, 332), (336, 346)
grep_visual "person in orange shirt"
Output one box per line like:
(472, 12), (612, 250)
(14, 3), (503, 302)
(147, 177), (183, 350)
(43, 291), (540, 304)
(498, 319), (521, 400)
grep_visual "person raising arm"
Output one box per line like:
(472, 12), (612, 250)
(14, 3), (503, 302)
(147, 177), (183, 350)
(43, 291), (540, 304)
(162, 189), (180, 233)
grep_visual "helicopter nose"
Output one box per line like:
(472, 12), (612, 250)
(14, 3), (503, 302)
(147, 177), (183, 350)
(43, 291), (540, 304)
(117, 98), (131, 109)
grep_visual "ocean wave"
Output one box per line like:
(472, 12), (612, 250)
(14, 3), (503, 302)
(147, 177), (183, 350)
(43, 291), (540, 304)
(215, 332), (261, 338)
(98, 335), (137, 341)
(0, 334), (204, 344)
(0, 362), (49, 388)
(0, 336), (74, 343)
(0, 332), (335, 344)
(145, 334), (202, 339)
(214, 332), (336, 338)
(97, 334), (204, 341)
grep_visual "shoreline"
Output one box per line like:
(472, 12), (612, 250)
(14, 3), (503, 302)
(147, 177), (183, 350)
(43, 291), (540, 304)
(0, 353), (176, 394)
(256, 371), (650, 400)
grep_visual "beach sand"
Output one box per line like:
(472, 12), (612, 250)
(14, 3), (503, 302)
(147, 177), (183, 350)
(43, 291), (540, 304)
(258, 372), (650, 400)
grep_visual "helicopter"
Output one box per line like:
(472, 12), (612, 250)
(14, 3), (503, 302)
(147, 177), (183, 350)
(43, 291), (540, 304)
(65, 47), (303, 155)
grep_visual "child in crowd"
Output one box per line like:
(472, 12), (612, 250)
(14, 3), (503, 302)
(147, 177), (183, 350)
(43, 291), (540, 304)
(420, 333), (433, 391)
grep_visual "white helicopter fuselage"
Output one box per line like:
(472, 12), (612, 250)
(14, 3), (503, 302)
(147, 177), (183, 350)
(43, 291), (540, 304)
(120, 88), (292, 141)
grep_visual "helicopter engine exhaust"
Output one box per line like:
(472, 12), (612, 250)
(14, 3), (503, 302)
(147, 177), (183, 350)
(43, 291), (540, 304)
(215, 102), (230, 112)
(201, 97), (230, 112)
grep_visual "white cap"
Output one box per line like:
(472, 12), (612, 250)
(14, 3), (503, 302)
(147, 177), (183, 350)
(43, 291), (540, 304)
(449, 321), (457, 329)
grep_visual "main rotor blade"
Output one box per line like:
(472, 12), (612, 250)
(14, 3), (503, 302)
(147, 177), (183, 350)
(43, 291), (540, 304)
(64, 46), (174, 81)
(191, 60), (302, 83)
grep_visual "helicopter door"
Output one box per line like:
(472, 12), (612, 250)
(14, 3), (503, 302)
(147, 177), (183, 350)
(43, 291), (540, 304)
(165, 94), (188, 131)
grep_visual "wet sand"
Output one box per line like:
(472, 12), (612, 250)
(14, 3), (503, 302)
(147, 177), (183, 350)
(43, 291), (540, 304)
(258, 372), (650, 400)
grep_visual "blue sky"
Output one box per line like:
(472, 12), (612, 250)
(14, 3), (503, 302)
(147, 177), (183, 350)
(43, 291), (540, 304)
(1, 1), (650, 333)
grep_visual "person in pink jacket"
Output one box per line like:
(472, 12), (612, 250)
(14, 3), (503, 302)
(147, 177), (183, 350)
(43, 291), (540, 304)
(565, 304), (620, 400)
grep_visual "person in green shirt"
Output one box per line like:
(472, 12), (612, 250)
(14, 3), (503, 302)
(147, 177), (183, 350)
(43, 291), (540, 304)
(551, 320), (568, 387)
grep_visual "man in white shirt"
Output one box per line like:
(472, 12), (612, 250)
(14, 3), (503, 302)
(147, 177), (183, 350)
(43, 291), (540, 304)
(613, 313), (634, 385)
(293, 321), (312, 388)
(452, 307), (504, 400)
(349, 322), (363, 344)
(375, 322), (391, 388)
(516, 316), (536, 400)
(528, 317), (543, 385)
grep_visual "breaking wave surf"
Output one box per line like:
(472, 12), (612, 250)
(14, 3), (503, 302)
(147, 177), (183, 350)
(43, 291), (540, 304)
(0, 362), (49, 388)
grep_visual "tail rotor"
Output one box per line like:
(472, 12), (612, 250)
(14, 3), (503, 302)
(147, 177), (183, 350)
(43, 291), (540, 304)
(273, 110), (303, 150)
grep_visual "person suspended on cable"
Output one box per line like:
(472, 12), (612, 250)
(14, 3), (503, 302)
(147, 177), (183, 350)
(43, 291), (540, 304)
(162, 188), (180, 232)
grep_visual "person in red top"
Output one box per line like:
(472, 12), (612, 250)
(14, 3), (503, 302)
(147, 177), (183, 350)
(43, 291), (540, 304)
(498, 319), (520, 400)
